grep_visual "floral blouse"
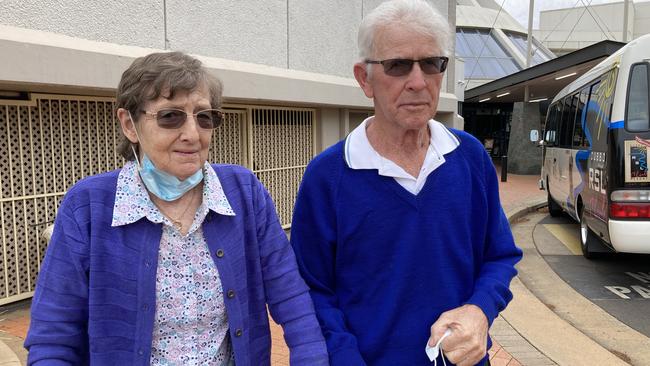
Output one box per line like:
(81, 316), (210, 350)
(112, 161), (236, 365)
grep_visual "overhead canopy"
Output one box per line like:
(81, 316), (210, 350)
(464, 40), (625, 104)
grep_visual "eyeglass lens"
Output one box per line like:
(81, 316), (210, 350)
(382, 57), (448, 77)
(155, 109), (223, 129)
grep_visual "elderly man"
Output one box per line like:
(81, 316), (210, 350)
(290, 0), (522, 365)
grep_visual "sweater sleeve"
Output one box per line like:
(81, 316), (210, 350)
(290, 160), (367, 366)
(24, 191), (90, 365)
(465, 148), (523, 324)
(253, 178), (329, 366)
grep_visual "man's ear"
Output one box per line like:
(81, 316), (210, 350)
(117, 108), (139, 144)
(354, 62), (374, 99)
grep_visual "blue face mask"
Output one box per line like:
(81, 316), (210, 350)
(136, 153), (203, 201)
(128, 111), (203, 201)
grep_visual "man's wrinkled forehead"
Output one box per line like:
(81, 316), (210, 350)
(371, 24), (440, 58)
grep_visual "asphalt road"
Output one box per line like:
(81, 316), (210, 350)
(529, 211), (650, 338)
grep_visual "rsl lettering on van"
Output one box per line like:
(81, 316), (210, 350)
(588, 167), (607, 194)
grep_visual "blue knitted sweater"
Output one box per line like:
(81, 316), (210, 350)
(25, 164), (328, 366)
(291, 130), (522, 366)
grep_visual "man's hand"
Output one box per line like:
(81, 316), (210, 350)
(428, 304), (488, 366)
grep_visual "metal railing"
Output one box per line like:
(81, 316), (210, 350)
(0, 94), (315, 304)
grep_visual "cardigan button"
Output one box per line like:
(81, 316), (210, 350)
(235, 328), (243, 337)
(216, 249), (225, 258)
(227, 290), (235, 299)
(137, 349), (144, 356)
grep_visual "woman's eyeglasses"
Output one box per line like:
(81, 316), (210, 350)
(141, 108), (223, 129)
(364, 56), (449, 77)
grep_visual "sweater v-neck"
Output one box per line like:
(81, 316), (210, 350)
(376, 147), (462, 208)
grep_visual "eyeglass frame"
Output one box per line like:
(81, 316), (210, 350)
(140, 108), (224, 129)
(364, 56), (449, 77)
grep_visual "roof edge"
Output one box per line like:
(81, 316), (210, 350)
(464, 40), (625, 101)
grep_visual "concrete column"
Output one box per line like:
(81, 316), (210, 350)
(318, 108), (343, 153)
(446, 0), (457, 96)
(435, 112), (464, 130)
(508, 102), (542, 175)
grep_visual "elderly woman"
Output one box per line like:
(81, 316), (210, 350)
(25, 52), (328, 366)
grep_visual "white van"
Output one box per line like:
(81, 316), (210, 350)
(540, 34), (650, 258)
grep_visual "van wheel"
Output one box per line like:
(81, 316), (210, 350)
(547, 188), (563, 217)
(579, 206), (598, 259)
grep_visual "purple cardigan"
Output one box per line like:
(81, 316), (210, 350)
(25, 164), (328, 366)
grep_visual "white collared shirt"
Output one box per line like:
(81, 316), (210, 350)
(344, 117), (460, 195)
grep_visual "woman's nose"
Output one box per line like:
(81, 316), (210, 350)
(179, 113), (201, 140)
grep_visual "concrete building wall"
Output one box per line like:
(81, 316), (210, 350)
(289, 1), (360, 77)
(0, 0), (164, 48)
(536, 2), (637, 55)
(167, 1), (289, 69)
(0, 0), (452, 80)
(0, 25), (371, 107)
(633, 2), (650, 39)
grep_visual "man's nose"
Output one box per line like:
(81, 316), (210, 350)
(405, 62), (427, 91)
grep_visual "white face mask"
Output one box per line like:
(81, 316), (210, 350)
(425, 328), (452, 366)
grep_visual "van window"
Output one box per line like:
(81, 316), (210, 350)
(573, 90), (588, 148)
(584, 80), (601, 138)
(559, 96), (575, 148)
(626, 63), (650, 131)
(544, 102), (560, 145)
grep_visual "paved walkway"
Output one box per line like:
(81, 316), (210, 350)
(1, 168), (637, 365)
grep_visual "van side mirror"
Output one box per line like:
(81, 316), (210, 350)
(529, 129), (539, 142)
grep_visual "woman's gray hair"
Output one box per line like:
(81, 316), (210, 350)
(358, 0), (452, 60)
(115, 51), (223, 160)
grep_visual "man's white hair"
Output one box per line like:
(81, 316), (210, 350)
(358, 0), (452, 60)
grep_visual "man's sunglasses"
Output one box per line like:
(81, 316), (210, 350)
(141, 108), (223, 129)
(365, 56), (449, 77)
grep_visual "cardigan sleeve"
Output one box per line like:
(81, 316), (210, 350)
(465, 147), (523, 324)
(253, 178), (329, 366)
(290, 160), (367, 366)
(24, 191), (90, 365)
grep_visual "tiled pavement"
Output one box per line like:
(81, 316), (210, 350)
(0, 170), (547, 365)
(0, 303), (29, 365)
(269, 316), (534, 366)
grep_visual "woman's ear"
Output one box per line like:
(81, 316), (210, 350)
(117, 108), (139, 144)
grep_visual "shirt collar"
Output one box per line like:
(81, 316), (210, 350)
(111, 161), (235, 227)
(202, 162), (236, 217)
(344, 116), (460, 170)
